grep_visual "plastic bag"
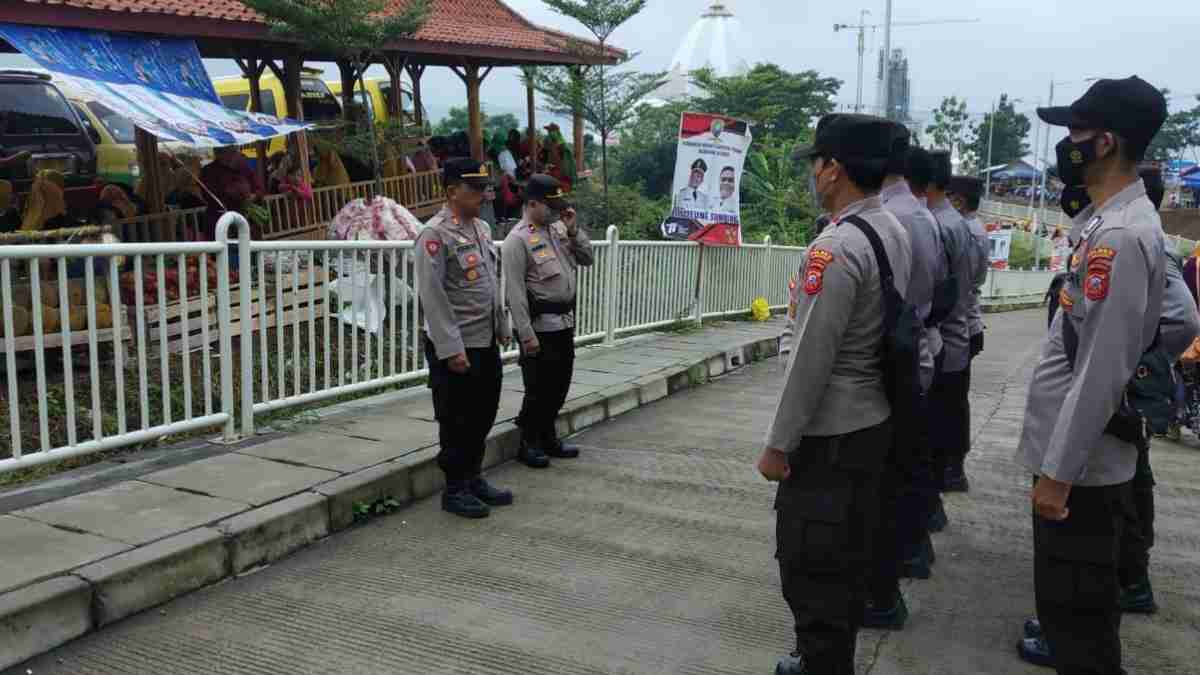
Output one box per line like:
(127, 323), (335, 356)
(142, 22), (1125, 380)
(750, 297), (770, 322)
(328, 263), (386, 334)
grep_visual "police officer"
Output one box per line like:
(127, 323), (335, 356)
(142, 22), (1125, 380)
(502, 174), (594, 467)
(927, 151), (975, 493)
(947, 176), (990, 361)
(863, 123), (945, 630)
(1018, 157), (1198, 668)
(757, 113), (912, 675)
(1015, 76), (1168, 674)
(415, 159), (513, 519)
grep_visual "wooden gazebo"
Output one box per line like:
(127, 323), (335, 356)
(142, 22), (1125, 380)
(3, 0), (622, 237)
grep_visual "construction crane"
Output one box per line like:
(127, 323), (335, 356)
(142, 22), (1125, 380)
(834, 15), (980, 113)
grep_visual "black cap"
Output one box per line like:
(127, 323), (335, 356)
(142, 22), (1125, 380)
(947, 175), (984, 198)
(690, 158), (708, 172)
(525, 173), (569, 210)
(929, 150), (952, 188)
(886, 123), (911, 176)
(1037, 76), (1167, 157)
(794, 113), (894, 165)
(442, 158), (491, 188)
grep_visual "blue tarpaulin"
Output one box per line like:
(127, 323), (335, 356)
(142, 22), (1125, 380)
(0, 23), (311, 147)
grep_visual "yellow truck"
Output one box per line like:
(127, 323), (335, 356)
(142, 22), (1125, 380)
(325, 77), (424, 129)
(213, 69), (343, 157)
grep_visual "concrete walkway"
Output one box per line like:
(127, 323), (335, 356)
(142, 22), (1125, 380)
(0, 320), (787, 670)
(8, 309), (1200, 673)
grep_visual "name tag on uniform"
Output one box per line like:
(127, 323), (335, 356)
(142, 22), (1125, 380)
(1081, 215), (1104, 240)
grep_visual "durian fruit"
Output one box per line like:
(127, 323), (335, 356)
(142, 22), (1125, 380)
(0, 306), (31, 337)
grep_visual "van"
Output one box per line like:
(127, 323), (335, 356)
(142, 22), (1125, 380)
(213, 69), (343, 157)
(65, 96), (204, 190)
(0, 70), (98, 205)
(325, 77), (425, 129)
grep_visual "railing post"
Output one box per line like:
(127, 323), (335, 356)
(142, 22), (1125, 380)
(216, 212), (255, 441)
(604, 225), (619, 345)
(761, 235), (772, 301)
(693, 244), (705, 325)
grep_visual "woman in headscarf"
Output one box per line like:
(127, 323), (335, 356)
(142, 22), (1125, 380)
(311, 143), (352, 189)
(199, 146), (261, 240)
(98, 184), (140, 221)
(21, 169), (68, 231)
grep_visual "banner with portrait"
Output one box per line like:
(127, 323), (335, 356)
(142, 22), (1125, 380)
(0, 23), (311, 147)
(661, 112), (753, 246)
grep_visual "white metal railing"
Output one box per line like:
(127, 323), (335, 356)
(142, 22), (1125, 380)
(2, 215), (1043, 473)
(981, 268), (1055, 304)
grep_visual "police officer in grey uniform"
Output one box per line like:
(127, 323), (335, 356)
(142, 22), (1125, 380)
(1015, 76), (1168, 674)
(1019, 158), (1198, 668)
(948, 176), (990, 360)
(502, 174), (594, 467)
(415, 159), (514, 519)
(757, 114), (912, 675)
(927, 151), (976, 493)
(863, 123), (945, 630)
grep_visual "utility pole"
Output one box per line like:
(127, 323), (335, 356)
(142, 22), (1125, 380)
(984, 98), (996, 199)
(881, 0), (892, 118)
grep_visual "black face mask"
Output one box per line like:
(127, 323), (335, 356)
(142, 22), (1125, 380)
(1060, 185), (1092, 218)
(1055, 135), (1099, 187)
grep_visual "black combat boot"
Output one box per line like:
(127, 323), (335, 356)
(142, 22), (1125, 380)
(928, 499), (949, 533)
(1017, 635), (1054, 668)
(774, 650), (809, 675)
(863, 590), (909, 629)
(544, 431), (580, 459)
(470, 477), (514, 506)
(943, 462), (969, 493)
(518, 436), (551, 468)
(900, 534), (934, 579)
(442, 480), (490, 519)
(1119, 578), (1158, 614)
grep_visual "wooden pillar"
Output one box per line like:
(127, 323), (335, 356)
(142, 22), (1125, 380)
(571, 66), (585, 176)
(335, 59), (360, 124)
(451, 63), (493, 162)
(405, 63), (426, 128)
(134, 128), (166, 236)
(235, 55), (270, 195)
(268, 53), (311, 185)
(526, 73), (538, 168)
(382, 54), (408, 126)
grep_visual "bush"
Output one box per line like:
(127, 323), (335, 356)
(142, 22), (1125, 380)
(572, 181), (671, 241)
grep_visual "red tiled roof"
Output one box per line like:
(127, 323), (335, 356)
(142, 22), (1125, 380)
(15, 0), (623, 62)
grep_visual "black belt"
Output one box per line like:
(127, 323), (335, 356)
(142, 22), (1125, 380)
(528, 294), (576, 318)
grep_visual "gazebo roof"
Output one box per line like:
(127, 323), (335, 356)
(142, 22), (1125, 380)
(6, 0), (624, 66)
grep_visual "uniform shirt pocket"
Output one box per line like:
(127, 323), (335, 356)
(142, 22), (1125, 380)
(528, 243), (563, 280)
(453, 244), (483, 284)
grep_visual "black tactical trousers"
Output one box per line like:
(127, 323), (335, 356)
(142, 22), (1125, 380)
(516, 328), (575, 445)
(425, 340), (502, 482)
(1118, 438), (1156, 587)
(870, 394), (935, 604)
(776, 421), (891, 673)
(1033, 478), (1134, 675)
(930, 365), (971, 486)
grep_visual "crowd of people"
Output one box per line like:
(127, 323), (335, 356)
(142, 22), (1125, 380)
(762, 76), (1189, 675)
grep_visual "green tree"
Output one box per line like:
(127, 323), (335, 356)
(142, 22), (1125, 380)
(486, 112), (522, 139)
(968, 94), (1031, 172)
(610, 100), (691, 199)
(432, 106), (473, 136)
(1146, 92), (1200, 162)
(241, 0), (431, 184)
(690, 64), (841, 142)
(541, 0), (651, 226)
(741, 136), (820, 246)
(926, 95), (973, 169)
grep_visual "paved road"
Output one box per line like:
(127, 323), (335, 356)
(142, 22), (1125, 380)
(10, 309), (1200, 674)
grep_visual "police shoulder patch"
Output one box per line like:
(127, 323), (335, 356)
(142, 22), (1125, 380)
(804, 248), (834, 296)
(425, 239), (442, 257)
(1085, 246), (1116, 301)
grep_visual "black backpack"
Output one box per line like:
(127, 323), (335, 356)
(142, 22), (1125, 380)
(843, 215), (925, 455)
(927, 218), (960, 327)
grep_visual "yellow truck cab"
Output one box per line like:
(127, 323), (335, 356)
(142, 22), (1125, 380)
(325, 77), (424, 129)
(213, 69), (343, 157)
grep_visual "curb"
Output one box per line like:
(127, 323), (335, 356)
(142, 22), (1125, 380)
(0, 331), (783, 670)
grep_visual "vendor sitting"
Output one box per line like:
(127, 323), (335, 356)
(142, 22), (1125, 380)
(200, 146), (262, 239)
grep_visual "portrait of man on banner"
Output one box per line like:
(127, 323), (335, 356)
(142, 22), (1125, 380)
(662, 112), (752, 246)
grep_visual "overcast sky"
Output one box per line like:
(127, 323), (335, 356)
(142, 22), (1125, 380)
(2, 0), (1195, 137)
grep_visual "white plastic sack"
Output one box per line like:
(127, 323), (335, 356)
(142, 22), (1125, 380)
(328, 264), (386, 334)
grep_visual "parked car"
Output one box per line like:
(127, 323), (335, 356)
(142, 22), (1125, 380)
(325, 77), (425, 130)
(213, 68), (343, 158)
(0, 70), (98, 210)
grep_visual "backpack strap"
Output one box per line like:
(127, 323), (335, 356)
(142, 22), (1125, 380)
(841, 214), (894, 288)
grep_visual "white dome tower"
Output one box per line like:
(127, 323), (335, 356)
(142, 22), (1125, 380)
(658, 2), (752, 100)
